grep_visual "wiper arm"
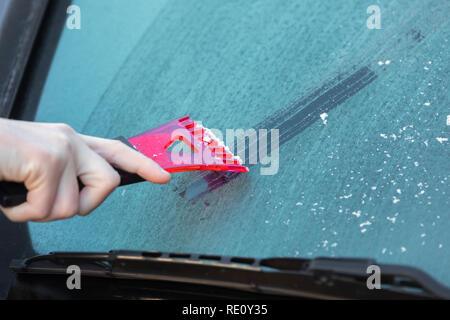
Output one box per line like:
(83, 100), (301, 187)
(9, 250), (450, 299)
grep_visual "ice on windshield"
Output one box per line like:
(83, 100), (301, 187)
(33, 0), (449, 287)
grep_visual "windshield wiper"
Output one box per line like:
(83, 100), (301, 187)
(8, 250), (450, 299)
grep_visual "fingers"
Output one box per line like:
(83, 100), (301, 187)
(75, 144), (121, 216)
(1, 164), (63, 223)
(29, 137), (121, 219)
(38, 160), (80, 222)
(79, 134), (171, 184)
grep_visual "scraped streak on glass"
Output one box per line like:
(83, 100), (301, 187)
(179, 2), (450, 201)
(181, 66), (377, 201)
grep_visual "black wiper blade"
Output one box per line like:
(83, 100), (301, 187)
(9, 250), (450, 299)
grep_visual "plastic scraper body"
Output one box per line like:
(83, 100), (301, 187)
(0, 116), (248, 207)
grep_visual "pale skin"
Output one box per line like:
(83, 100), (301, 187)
(0, 118), (171, 223)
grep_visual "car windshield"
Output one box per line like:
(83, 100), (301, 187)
(31, 0), (449, 287)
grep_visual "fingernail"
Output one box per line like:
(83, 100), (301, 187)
(160, 167), (170, 176)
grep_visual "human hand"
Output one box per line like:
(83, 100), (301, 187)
(0, 118), (170, 222)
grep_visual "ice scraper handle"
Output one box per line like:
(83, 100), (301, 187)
(0, 137), (143, 208)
